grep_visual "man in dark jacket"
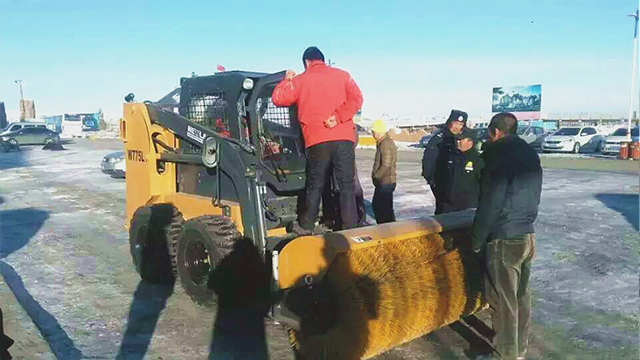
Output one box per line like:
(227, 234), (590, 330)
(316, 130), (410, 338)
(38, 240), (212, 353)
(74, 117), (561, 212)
(370, 119), (397, 224)
(432, 127), (484, 214)
(422, 109), (468, 214)
(471, 112), (542, 360)
(273, 46), (363, 234)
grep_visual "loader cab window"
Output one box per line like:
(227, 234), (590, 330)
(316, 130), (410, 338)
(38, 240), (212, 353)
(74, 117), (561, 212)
(255, 93), (305, 173)
(185, 92), (231, 138)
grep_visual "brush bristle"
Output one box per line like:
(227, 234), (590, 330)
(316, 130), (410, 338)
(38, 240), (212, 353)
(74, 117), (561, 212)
(289, 230), (486, 360)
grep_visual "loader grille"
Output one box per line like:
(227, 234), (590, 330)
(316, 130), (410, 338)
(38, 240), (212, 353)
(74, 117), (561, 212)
(258, 98), (291, 128)
(185, 91), (231, 138)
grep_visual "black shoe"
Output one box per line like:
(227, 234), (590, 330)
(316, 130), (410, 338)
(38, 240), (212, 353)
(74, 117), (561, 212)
(291, 222), (313, 236)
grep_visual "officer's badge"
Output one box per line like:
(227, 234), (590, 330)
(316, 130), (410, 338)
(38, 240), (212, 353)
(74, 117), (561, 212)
(465, 161), (474, 172)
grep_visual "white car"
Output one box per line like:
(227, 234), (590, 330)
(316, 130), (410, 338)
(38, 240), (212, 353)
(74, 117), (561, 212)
(542, 126), (602, 153)
(101, 151), (126, 178)
(601, 127), (639, 155)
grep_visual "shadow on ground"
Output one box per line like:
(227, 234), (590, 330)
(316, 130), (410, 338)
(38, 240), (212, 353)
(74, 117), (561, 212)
(0, 208), (83, 359)
(0, 147), (29, 171)
(116, 280), (174, 360)
(596, 193), (639, 231)
(208, 238), (271, 360)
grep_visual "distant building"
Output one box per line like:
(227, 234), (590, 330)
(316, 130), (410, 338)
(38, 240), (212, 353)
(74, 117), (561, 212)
(0, 102), (6, 129)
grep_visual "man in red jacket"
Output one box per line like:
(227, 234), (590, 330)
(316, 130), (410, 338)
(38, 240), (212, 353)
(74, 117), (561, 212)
(272, 46), (363, 234)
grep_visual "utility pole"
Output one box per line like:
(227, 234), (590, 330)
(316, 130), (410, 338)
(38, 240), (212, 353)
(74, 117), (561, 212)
(14, 80), (24, 101)
(15, 80), (25, 121)
(627, 6), (639, 141)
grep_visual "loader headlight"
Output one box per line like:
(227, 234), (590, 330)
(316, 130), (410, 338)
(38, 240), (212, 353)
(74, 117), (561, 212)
(202, 137), (219, 168)
(242, 79), (254, 90)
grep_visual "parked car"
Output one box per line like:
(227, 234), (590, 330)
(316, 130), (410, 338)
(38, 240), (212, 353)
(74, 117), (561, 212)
(101, 151), (126, 178)
(542, 126), (602, 153)
(417, 128), (442, 148)
(601, 127), (640, 155)
(517, 125), (548, 148)
(0, 126), (60, 146)
(474, 127), (490, 152)
(1, 121), (48, 136)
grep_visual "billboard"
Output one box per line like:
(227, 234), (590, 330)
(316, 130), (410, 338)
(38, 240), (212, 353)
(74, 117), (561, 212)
(19, 99), (36, 120)
(492, 84), (541, 120)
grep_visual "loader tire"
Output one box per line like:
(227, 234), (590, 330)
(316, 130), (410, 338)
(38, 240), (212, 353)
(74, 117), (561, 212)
(129, 204), (184, 283)
(176, 216), (240, 307)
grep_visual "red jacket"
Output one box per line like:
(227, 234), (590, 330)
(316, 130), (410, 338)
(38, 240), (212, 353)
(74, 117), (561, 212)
(272, 60), (363, 148)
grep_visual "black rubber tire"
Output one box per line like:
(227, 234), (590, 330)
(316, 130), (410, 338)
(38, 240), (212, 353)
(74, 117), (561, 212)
(129, 204), (183, 283)
(573, 142), (581, 154)
(176, 216), (240, 307)
(7, 139), (19, 151)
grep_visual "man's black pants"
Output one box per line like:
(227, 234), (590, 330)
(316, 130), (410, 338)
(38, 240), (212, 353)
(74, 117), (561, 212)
(301, 141), (357, 231)
(372, 183), (396, 224)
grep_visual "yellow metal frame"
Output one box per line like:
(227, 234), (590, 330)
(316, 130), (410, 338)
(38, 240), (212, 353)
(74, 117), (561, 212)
(119, 103), (286, 238)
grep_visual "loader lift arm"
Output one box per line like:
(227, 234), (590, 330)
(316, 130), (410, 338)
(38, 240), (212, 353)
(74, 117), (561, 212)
(145, 103), (268, 252)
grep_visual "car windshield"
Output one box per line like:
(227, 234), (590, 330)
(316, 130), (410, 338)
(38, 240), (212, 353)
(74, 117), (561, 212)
(554, 128), (580, 136)
(516, 126), (529, 135)
(476, 128), (489, 139)
(611, 128), (628, 136)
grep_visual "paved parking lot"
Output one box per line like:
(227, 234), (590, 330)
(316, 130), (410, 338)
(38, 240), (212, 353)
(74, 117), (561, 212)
(0, 139), (637, 359)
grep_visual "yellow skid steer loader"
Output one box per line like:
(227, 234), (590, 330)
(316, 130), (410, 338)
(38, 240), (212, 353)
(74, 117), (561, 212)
(120, 70), (487, 359)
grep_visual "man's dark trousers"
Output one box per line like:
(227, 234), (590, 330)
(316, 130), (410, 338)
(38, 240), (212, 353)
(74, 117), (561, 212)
(435, 202), (469, 215)
(372, 183), (396, 224)
(302, 140), (358, 231)
(485, 234), (536, 359)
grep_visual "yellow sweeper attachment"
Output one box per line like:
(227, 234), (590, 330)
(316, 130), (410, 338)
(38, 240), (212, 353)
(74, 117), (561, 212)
(275, 210), (487, 360)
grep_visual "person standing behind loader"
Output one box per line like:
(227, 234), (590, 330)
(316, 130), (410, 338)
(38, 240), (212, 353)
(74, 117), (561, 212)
(370, 119), (397, 224)
(471, 112), (542, 360)
(422, 109), (468, 214)
(432, 127), (484, 214)
(272, 46), (363, 235)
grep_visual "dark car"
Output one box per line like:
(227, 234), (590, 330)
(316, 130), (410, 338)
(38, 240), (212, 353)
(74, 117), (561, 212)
(0, 127), (60, 146)
(418, 128), (442, 148)
(474, 127), (490, 152)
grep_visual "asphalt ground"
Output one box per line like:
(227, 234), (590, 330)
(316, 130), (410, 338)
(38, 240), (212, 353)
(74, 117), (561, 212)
(0, 138), (637, 360)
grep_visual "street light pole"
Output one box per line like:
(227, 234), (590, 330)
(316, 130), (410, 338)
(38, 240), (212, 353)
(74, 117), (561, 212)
(14, 79), (24, 101)
(627, 7), (639, 141)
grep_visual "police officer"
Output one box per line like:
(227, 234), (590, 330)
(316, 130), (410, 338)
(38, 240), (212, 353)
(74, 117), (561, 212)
(422, 109), (468, 214)
(432, 127), (484, 214)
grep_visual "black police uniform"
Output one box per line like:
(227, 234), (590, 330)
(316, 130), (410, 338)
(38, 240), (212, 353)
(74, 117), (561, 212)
(432, 128), (484, 214)
(422, 109), (470, 214)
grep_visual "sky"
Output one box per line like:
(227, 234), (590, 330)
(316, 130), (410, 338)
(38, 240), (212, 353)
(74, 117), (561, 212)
(0, 0), (638, 122)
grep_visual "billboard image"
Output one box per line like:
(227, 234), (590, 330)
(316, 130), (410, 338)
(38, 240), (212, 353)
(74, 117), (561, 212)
(492, 84), (542, 113)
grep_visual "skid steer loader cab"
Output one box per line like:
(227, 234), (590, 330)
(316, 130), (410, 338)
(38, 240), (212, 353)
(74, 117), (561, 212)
(177, 71), (306, 230)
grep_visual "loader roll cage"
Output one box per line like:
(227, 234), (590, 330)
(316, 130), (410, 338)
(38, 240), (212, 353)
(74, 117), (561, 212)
(145, 70), (307, 248)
